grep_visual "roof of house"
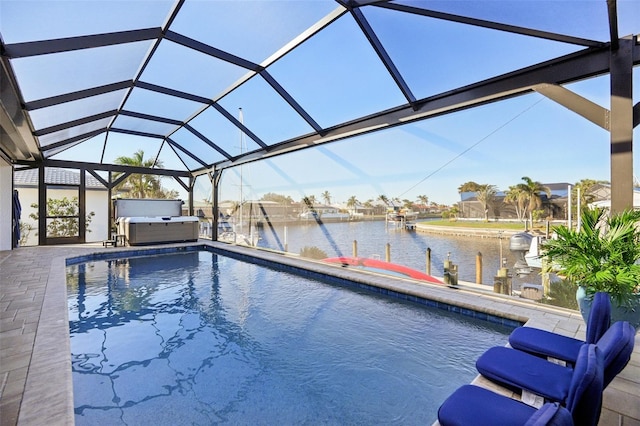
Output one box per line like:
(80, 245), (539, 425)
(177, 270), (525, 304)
(14, 168), (107, 189)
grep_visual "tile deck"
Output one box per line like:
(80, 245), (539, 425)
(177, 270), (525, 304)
(1, 242), (638, 425)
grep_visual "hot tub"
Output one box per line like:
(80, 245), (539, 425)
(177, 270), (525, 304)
(117, 216), (198, 245)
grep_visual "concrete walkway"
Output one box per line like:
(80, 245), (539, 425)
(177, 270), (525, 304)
(1, 242), (638, 425)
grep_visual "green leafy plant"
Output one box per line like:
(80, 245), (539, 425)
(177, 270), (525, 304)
(19, 222), (34, 246)
(30, 197), (95, 238)
(541, 207), (640, 307)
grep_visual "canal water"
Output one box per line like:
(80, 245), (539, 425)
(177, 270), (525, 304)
(255, 220), (542, 289)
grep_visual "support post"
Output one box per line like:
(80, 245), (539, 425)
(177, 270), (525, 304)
(107, 171), (113, 240)
(38, 164), (45, 246)
(284, 226), (288, 252)
(609, 36), (634, 213)
(212, 170), (221, 241)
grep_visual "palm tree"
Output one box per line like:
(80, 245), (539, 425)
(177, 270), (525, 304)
(448, 204), (460, 220)
(346, 195), (359, 214)
(504, 186), (528, 222)
(402, 199), (414, 209)
(417, 194), (429, 207)
(302, 195), (317, 211)
(321, 191), (332, 205)
(458, 181), (482, 194)
(114, 150), (165, 198)
(516, 176), (551, 224)
(476, 184), (497, 221)
(377, 194), (390, 206)
(573, 179), (605, 213)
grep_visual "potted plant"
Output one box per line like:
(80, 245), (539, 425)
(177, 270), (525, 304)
(541, 207), (640, 328)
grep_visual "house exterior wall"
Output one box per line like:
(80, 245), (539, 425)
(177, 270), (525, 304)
(16, 186), (109, 246)
(85, 190), (109, 242)
(0, 158), (12, 251)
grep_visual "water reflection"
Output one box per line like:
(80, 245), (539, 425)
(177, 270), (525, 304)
(68, 252), (266, 424)
(255, 220), (541, 288)
(67, 250), (513, 425)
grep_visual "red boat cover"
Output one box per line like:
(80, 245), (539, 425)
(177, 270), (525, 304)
(323, 257), (443, 284)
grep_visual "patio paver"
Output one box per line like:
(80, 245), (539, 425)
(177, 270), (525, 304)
(1, 242), (638, 425)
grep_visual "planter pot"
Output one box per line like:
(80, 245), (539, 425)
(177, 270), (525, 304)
(577, 287), (640, 329)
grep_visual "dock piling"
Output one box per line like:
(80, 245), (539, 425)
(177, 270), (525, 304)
(443, 252), (458, 286)
(476, 252), (482, 284)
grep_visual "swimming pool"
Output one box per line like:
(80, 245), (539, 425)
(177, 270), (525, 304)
(67, 248), (513, 425)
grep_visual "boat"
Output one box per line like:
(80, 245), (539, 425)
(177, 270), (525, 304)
(299, 211), (319, 220)
(524, 235), (544, 269)
(218, 213), (260, 246)
(386, 207), (419, 223)
(216, 109), (261, 247)
(318, 211), (350, 221)
(300, 207), (350, 221)
(509, 232), (545, 275)
(322, 256), (443, 284)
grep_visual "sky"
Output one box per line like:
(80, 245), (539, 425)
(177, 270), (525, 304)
(3, 0), (639, 207)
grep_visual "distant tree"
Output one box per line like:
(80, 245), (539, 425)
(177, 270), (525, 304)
(458, 181), (482, 193)
(402, 199), (414, 209)
(516, 176), (551, 224)
(572, 179), (605, 213)
(447, 204), (460, 220)
(113, 150), (176, 198)
(476, 184), (497, 221)
(416, 195), (429, 206)
(302, 195), (317, 211)
(321, 191), (332, 205)
(261, 192), (294, 204)
(504, 185), (528, 221)
(377, 194), (390, 206)
(347, 195), (359, 211)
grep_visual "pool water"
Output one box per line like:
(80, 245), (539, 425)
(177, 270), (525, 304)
(67, 250), (512, 425)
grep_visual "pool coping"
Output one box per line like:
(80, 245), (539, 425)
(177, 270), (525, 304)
(2, 241), (638, 425)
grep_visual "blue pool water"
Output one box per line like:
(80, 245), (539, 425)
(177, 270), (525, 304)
(67, 250), (512, 425)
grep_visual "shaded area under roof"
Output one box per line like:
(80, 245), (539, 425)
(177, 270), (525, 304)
(1, 0), (639, 212)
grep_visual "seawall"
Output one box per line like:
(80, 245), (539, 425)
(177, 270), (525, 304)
(415, 223), (523, 239)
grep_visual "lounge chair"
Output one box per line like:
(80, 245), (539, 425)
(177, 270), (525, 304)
(438, 390), (572, 426)
(438, 344), (602, 426)
(508, 292), (611, 365)
(476, 321), (634, 404)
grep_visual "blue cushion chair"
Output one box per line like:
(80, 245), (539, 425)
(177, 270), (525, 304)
(595, 320), (636, 386)
(476, 322), (634, 404)
(438, 344), (603, 426)
(508, 292), (611, 365)
(437, 386), (574, 426)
